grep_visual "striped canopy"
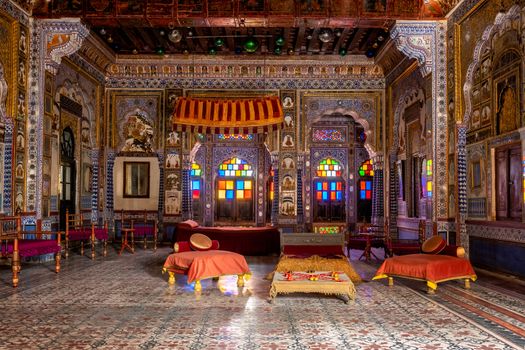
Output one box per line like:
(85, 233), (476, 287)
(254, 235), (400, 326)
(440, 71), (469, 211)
(173, 96), (283, 134)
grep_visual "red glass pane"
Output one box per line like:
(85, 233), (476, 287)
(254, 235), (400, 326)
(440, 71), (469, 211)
(316, 192), (322, 200)
(192, 190), (200, 199)
(245, 190), (252, 199)
(366, 191), (371, 199)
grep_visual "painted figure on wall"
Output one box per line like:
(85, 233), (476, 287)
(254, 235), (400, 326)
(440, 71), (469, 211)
(122, 111), (155, 153)
(497, 85), (517, 134)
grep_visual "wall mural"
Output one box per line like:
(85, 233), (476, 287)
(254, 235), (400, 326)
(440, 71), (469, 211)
(121, 109), (155, 153)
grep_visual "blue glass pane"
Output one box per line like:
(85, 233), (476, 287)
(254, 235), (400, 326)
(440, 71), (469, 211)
(336, 191), (342, 200)
(360, 190), (366, 199)
(236, 180), (244, 190)
(330, 182), (336, 191)
(316, 182), (322, 191)
(219, 170), (224, 177)
(192, 180), (200, 190)
(322, 192), (328, 201)
(226, 190), (234, 199)
(366, 181), (371, 190)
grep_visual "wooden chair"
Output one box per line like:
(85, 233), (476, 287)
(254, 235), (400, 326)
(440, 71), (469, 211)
(0, 216), (61, 287)
(118, 210), (135, 255)
(384, 219), (425, 257)
(132, 211), (158, 252)
(90, 218), (109, 259)
(64, 209), (91, 258)
(120, 210), (157, 252)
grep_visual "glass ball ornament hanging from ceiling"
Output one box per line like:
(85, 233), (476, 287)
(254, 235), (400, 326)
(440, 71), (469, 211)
(275, 36), (285, 46)
(214, 37), (224, 47)
(319, 29), (333, 43)
(168, 29), (182, 43)
(243, 38), (259, 53)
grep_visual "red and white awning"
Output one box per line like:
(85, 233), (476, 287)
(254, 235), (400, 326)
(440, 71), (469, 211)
(173, 96), (283, 134)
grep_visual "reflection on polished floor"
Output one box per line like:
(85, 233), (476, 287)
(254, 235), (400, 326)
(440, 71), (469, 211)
(0, 246), (524, 349)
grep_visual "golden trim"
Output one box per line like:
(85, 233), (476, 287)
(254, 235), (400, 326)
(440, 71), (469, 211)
(454, 23), (462, 123)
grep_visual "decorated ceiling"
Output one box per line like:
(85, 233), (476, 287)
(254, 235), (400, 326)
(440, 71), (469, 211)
(29, 0), (454, 57)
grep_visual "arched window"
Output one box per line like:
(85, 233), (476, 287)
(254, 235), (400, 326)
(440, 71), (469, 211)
(216, 157), (254, 222)
(190, 162), (202, 220)
(314, 158), (345, 222)
(358, 159), (374, 222)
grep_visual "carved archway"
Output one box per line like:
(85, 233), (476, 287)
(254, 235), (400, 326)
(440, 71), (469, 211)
(462, 5), (521, 127)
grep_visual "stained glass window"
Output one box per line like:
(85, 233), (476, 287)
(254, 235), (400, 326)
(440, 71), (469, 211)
(218, 157), (254, 177)
(217, 134), (254, 141)
(426, 159), (432, 197)
(217, 158), (253, 200)
(190, 162), (202, 177)
(190, 163), (202, 199)
(269, 168), (274, 201)
(312, 129), (345, 142)
(316, 158), (342, 177)
(359, 180), (372, 200)
(359, 159), (374, 177)
(315, 181), (343, 201)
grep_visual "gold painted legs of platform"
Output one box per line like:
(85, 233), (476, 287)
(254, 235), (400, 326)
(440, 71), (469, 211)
(386, 276), (472, 294)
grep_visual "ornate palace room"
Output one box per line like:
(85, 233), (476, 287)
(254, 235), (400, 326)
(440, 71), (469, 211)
(0, 0), (524, 348)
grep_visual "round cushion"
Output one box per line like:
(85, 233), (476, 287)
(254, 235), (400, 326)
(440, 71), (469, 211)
(421, 235), (446, 254)
(189, 233), (212, 251)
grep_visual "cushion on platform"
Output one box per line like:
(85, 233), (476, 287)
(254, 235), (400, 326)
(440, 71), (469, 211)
(421, 235), (446, 254)
(190, 233), (212, 251)
(179, 220), (199, 229)
(439, 245), (465, 258)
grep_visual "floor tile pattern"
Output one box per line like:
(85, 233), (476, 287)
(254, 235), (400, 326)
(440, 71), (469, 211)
(0, 246), (523, 349)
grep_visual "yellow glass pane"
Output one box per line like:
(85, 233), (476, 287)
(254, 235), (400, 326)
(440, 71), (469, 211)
(226, 181), (234, 190)
(245, 181), (252, 189)
(236, 190), (244, 199)
(218, 190), (226, 199)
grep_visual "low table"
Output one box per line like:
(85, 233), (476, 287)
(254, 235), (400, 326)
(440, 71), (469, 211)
(269, 271), (355, 304)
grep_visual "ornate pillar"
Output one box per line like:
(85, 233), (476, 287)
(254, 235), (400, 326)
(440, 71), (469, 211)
(456, 124), (468, 253)
(91, 149), (99, 222)
(28, 19), (88, 218)
(181, 155), (192, 220)
(296, 154), (305, 229)
(371, 153), (384, 225)
(2, 120), (14, 214)
(157, 152), (165, 225)
(391, 21), (448, 223)
(388, 154), (399, 236)
(270, 152), (279, 226)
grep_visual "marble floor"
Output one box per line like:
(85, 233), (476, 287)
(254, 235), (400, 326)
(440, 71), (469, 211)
(0, 245), (524, 349)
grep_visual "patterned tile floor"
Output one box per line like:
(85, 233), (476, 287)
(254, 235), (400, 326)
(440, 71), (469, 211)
(0, 246), (524, 349)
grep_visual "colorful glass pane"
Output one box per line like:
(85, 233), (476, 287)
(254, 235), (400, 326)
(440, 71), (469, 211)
(316, 158), (342, 177)
(190, 163), (202, 177)
(359, 159), (374, 177)
(217, 179), (253, 200)
(218, 158), (253, 177)
(217, 134), (254, 141)
(426, 159), (433, 176)
(359, 180), (372, 200)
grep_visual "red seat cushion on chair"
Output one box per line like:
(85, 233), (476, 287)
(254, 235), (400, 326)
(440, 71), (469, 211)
(1, 239), (60, 257)
(93, 228), (108, 240)
(68, 229), (91, 241)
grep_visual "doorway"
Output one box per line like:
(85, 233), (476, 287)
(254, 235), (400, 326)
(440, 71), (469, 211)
(59, 127), (76, 230)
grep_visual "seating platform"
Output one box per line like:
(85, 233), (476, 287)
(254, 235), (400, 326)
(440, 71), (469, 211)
(162, 250), (251, 292)
(373, 253), (477, 293)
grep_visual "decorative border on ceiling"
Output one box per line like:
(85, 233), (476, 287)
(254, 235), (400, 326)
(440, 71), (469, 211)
(448, 0), (490, 24)
(0, 0), (29, 26)
(391, 21), (447, 220)
(68, 52), (106, 84)
(106, 77), (385, 90)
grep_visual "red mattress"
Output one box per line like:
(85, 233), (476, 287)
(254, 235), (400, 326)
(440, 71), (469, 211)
(374, 254), (477, 290)
(177, 222), (280, 256)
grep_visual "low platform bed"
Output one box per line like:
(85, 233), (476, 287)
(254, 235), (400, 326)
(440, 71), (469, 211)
(373, 253), (477, 293)
(176, 220), (280, 256)
(273, 233), (361, 284)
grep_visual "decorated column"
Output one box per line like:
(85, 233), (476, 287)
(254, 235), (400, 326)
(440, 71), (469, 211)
(181, 154), (191, 220)
(271, 152), (279, 226)
(371, 154), (384, 225)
